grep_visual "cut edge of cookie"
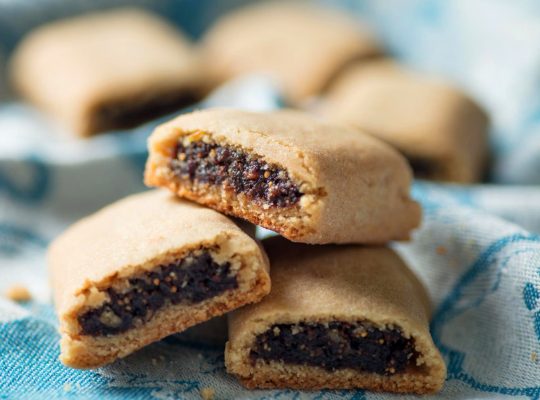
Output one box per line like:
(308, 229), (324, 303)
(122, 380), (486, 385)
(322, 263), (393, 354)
(225, 314), (446, 394)
(144, 128), (325, 241)
(59, 233), (270, 369)
(81, 88), (200, 137)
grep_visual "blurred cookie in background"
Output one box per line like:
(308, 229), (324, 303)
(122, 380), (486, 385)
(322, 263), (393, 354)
(319, 60), (490, 183)
(9, 8), (203, 137)
(201, 1), (382, 106)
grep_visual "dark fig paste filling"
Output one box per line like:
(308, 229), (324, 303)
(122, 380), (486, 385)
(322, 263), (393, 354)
(405, 155), (440, 179)
(78, 251), (237, 336)
(250, 322), (419, 375)
(170, 139), (303, 207)
(93, 91), (197, 133)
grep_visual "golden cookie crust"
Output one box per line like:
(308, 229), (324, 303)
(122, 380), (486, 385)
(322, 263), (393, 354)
(10, 8), (202, 136)
(225, 237), (446, 393)
(201, 2), (382, 104)
(48, 190), (270, 368)
(144, 108), (421, 244)
(321, 59), (489, 182)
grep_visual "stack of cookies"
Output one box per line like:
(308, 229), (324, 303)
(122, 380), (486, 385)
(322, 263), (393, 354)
(49, 108), (446, 394)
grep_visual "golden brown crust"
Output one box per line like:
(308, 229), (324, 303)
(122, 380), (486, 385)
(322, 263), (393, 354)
(234, 363), (442, 394)
(10, 8), (202, 136)
(144, 178), (315, 243)
(48, 189), (270, 368)
(320, 59), (489, 182)
(145, 108), (421, 244)
(201, 2), (382, 104)
(225, 237), (446, 393)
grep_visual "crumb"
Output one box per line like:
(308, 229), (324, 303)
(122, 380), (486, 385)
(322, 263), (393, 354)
(532, 351), (537, 362)
(63, 383), (72, 392)
(5, 285), (32, 302)
(436, 245), (447, 255)
(200, 387), (215, 400)
(151, 358), (158, 366)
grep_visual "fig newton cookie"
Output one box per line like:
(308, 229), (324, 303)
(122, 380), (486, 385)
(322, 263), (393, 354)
(321, 60), (489, 182)
(48, 190), (270, 368)
(202, 2), (381, 104)
(10, 8), (202, 136)
(145, 108), (421, 244)
(225, 237), (446, 393)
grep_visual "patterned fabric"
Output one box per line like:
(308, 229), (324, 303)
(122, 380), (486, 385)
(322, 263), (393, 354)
(1, 1), (540, 399)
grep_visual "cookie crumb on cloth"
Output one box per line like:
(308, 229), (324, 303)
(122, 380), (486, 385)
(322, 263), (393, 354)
(4, 285), (32, 302)
(200, 387), (215, 400)
(436, 245), (448, 255)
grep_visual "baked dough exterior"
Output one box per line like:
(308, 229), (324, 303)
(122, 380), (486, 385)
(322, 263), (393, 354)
(202, 2), (382, 104)
(321, 60), (489, 182)
(225, 237), (446, 393)
(10, 8), (202, 136)
(48, 190), (270, 368)
(145, 108), (421, 244)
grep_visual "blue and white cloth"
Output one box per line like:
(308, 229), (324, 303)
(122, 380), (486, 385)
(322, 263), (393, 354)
(1, 1), (540, 399)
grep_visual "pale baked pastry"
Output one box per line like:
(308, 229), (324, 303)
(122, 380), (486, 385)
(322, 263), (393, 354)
(225, 237), (446, 393)
(144, 108), (421, 244)
(321, 60), (489, 182)
(10, 8), (202, 136)
(201, 2), (382, 104)
(48, 190), (270, 368)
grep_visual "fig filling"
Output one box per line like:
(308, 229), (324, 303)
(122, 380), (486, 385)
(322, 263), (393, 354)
(170, 139), (303, 207)
(78, 251), (237, 336)
(250, 322), (419, 375)
(93, 91), (197, 132)
(406, 155), (439, 179)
